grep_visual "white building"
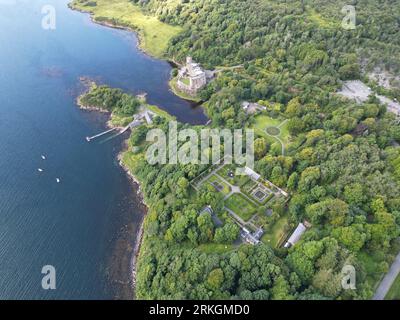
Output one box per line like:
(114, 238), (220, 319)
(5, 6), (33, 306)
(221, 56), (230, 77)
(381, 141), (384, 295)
(284, 223), (307, 248)
(244, 166), (261, 181)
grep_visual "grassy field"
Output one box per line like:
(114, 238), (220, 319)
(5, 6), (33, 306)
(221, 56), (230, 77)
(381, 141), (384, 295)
(385, 273), (400, 300)
(110, 103), (174, 127)
(262, 215), (289, 248)
(207, 175), (231, 195)
(252, 114), (290, 146)
(109, 113), (132, 127)
(70, 0), (182, 58)
(216, 165), (251, 187)
(146, 104), (176, 121)
(216, 164), (235, 181)
(225, 193), (257, 221)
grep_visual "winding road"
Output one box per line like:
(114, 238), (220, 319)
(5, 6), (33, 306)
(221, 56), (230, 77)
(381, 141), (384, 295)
(373, 252), (400, 300)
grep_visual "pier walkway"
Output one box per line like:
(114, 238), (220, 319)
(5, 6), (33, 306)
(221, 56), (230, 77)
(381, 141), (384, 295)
(86, 128), (117, 142)
(86, 119), (144, 142)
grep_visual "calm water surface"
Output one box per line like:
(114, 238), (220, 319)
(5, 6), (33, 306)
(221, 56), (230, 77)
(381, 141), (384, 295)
(0, 0), (205, 299)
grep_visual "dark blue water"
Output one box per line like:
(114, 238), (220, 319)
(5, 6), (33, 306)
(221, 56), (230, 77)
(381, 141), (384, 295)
(0, 0), (205, 299)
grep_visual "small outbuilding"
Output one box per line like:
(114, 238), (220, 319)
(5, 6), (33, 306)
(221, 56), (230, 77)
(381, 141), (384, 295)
(199, 205), (213, 216)
(284, 223), (307, 248)
(244, 167), (261, 181)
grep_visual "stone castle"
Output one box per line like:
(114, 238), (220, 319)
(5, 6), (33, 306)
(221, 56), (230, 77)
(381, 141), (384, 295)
(176, 57), (207, 96)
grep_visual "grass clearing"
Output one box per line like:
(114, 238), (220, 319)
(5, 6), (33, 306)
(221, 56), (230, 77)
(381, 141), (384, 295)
(385, 273), (400, 300)
(262, 215), (289, 248)
(216, 164), (235, 181)
(146, 104), (176, 121)
(109, 113), (133, 127)
(121, 149), (142, 170)
(70, 0), (182, 58)
(207, 175), (231, 195)
(215, 165), (250, 187)
(252, 114), (290, 147)
(225, 193), (257, 221)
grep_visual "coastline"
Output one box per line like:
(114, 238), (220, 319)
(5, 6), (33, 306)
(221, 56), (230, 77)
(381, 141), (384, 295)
(68, 1), (155, 295)
(69, 1), (199, 299)
(68, 3), (164, 59)
(76, 76), (147, 298)
(117, 151), (147, 292)
(70, 1), (209, 125)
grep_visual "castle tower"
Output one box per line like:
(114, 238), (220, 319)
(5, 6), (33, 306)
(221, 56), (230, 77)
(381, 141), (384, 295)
(186, 56), (193, 75)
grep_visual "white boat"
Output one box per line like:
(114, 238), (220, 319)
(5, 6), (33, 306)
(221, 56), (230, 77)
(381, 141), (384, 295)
(56, 178), (60, 183)
(41, 155), (46, 160)
(38, 168), (43, 172)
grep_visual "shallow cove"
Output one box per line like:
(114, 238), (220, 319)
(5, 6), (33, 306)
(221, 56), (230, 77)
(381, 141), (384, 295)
(0, 0), (205, 299)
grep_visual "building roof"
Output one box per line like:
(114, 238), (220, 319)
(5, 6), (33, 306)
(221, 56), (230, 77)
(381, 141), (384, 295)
(284, 223), (306, 248)
(253, 227), (264, 240)
(199, 205), (213, 216)
(129, 120), (142, 128)
(143, 110), (153, 124)
(240, 227), (263, 245)
(244, 167), (261, 181)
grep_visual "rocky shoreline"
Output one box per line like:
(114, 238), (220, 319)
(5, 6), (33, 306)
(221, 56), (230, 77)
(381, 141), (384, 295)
(75, 75), (147, 298)
(117, 151), (148, 291)
(68, 2), (172, 299)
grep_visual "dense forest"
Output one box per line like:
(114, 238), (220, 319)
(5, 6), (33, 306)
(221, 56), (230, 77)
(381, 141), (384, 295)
(79, 84), (140, 116)
(76, 0), (400, 299)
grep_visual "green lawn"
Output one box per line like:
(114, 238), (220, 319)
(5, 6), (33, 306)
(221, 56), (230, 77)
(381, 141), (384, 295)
(207, 175), (231, 195)
(262, 215), (289, 248)
(225, 193), (257, 221)
(70, 0), (182, 58)
(121, 150), (141, 170)
(386, 273), (400, 300)
(146, 104), (176, 121)
(242, 179), (258, 193)
(252, 114), (290, 146)
(216, 164), (235, 182)
(109, 113), (133, 127)
(215, 164), (251, 187)
(181, 77), (190, 85)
